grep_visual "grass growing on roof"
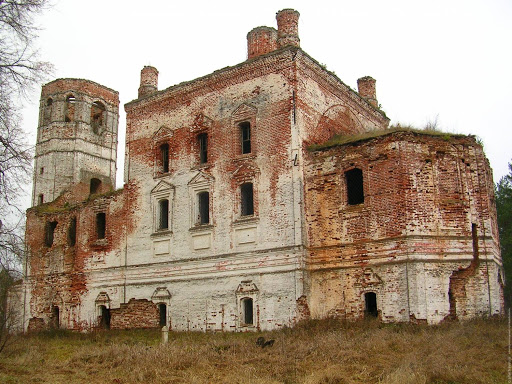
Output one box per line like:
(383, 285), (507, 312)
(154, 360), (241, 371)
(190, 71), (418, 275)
(309, 124), (468, 152)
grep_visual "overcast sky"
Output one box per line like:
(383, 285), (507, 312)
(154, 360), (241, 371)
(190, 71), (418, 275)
(21, 0), (512, 197)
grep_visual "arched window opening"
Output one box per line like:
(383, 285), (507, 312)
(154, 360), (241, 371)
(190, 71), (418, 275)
(91, 101), (105, 134)
(241, 298), (253, 325)
(99, 305), (111, 329)
(345, 168), (364, 205)
(96, 212), (106, 240)
(158, 199), (169, 230)
(67, 217), (77, 247)
(197, 191), (209, 225)
(45, 221), (58, 247)
(51, 306), (60, 329)
(90, 178), (101, 194)
(43, 98), (53, 125)
(38, 194), (44, 205)
(159, 143), (169, 173)
(158, 303), (167, 327)
(364, 292), (378, 318)
(240, 183), (254, 216)
(240, 122), (251, 154)
(198, 133), (208, 164)
(65, 94), (75, 122)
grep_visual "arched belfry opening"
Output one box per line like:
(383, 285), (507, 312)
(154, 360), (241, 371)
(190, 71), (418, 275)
(90, 178), (101, 194)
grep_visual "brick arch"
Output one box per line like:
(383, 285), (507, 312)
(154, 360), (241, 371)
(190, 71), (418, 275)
(313, 104), (364, 144)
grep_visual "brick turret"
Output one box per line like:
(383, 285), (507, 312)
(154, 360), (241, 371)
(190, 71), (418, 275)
(138, 66), (159, 98)
(357, 76), (378, 108)
(276, 9), (300, 48)
(247, 26), (278, 60)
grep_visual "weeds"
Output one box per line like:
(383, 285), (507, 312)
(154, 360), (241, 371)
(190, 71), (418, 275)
(0, 318), (507, 383)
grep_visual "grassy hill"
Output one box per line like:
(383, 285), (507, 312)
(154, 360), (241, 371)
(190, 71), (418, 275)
(0, 318), (508, 383)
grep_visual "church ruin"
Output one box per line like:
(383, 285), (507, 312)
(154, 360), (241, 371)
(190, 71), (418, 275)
(23, 9), (503, 332)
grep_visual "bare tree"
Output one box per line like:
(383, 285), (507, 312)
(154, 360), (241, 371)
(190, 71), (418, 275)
(0, 0), (53, 348)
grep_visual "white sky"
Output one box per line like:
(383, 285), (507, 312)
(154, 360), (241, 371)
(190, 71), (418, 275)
(21, 0), (512, 198)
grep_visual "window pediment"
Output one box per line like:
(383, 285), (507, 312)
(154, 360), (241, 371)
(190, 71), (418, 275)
(151, 180), (173, 194)
(354, 268), (382, 287)
(188, 171), (214, 188)
(153, 126), (173, 142)
(232, 103), (257, 121)
(236, 280), (259, 294)
(232, 163), (260, 181)
(192, 113), (213, 132)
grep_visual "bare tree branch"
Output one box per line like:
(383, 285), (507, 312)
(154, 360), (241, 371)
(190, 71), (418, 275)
(0, 0), (53, 348)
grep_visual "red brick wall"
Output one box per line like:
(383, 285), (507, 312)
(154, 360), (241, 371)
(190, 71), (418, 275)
(110, 299), (159, 329)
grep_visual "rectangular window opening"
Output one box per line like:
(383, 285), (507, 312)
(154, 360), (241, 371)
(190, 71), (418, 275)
(241, 183), (254, 216)
(96, 212), (106, 240)
(242, 298), (253, 325)
(198, 133), (208, 164)
(45, 221), (58, 247)
(158, 199), (169, 230)
(198, 191), (210, 225)
(240, 122), (251, 154)
(68, 217), (77, 247)
(160, 144), (169, 173)
(345, 168), (364, 205)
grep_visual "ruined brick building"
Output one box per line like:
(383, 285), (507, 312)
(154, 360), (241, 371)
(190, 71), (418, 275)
(22, 9), (503, 332)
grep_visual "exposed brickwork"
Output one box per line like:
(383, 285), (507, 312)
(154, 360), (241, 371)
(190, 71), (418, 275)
(303, 131), (502, 322)
(22, 9), (502, 333)
(110, 299), (160, 330)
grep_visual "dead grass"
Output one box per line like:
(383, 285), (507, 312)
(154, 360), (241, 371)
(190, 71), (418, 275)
(0, 318), (508, 384)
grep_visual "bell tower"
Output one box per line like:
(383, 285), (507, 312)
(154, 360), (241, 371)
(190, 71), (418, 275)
(32, 79), (119, 206)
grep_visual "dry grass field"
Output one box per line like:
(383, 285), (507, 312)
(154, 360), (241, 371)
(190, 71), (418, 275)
(0, 318), (508, 384)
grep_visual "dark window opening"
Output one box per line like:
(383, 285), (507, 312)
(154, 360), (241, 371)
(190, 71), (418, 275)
(241, 183), (254, 216)
(44, 99), (52, 124)
(45, 221), (58, 247)
(65, 95), (75, 122)
(159, 303), (167, 327)
(240, 122), (251, 154)
(160, 143), (170, 173)
(91, 101), (105, 134)
(51, 306), (60, 329)
(198, 191), (210, 225)
(158, 199), (169, 230)
(471, 223), (479, 260)
(198, 133), (208, 164)
(346, 168), (364, 205)
(90, 178), (101, 194)
(68, 217), (77, 247)
(96, 212), (106, 240)
(40, 167), (44, 174)
(364, 292), (378, 318)
(242, 298), (253, 325)
(99, 305), (110, 329)
(38, 194), (44, 205)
